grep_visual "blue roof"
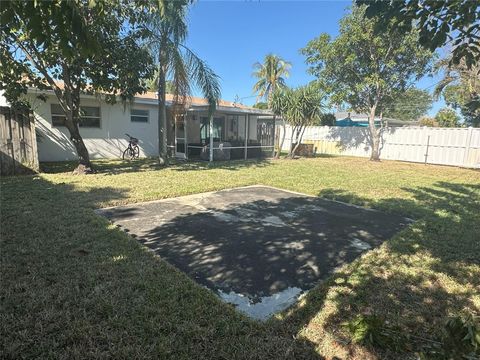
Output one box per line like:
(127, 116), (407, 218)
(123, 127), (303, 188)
(336, 118), (368, 127)
(336, 118), (382, 127)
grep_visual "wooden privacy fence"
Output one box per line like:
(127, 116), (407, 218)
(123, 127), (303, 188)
(0, 106), (39, 175)
(277, 125), (480, 168)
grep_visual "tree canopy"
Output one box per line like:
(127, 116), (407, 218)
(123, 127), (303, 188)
(319, 113), (336, 126)
(383, 88), (433, 122)
(418, 116), (440, 127)
(301, 5), (433, 160)
(435, 107), (461, 127)
(357, 0), (480, 68)
(252, 102), (268, 110)
(252, 54), (291, 104)
(0, 0), (154, 173)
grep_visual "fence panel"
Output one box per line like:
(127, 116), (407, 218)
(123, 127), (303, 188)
(277, 125), (480, 168)
(0, 106), (39, 175)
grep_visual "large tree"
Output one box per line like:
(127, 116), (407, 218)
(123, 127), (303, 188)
(145, 0), (221, 165)
(0, 0), (153, 173)
(383, 88), (433, 122)
(357, 0), (480, 68)
(252, 54), (291, 158)
(302, 5), (433, 161)
(271, 84), (324, 158)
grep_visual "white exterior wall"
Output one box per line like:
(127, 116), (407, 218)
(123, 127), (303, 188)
(279, 125), (480, 168)
(29, 93), (159, 162)
(0, 90), (10, 107)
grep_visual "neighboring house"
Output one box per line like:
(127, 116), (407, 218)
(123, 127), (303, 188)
(15, 89), (274, 162)
(335, 111), (413, 127)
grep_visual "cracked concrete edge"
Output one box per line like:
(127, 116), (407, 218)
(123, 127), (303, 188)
(94, 184), (415, 223)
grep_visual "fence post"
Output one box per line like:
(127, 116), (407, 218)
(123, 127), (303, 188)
(462, 127), (473, 167)
(424, 134), (430, 165)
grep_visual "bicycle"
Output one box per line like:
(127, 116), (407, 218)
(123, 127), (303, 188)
(122, 133), (140, 160)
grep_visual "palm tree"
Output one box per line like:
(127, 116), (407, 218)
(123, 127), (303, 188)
(145, 69), (174, 93)
(252, 54), (291, 103)
(271, 84), (324, 158)
(252, 54), (291, 158)
(146, 0), (221, 165)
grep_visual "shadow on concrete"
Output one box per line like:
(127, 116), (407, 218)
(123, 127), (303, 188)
(99, 187), (410, 305)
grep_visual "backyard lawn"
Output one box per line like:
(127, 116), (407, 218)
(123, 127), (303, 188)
(1, 156), (479, 359)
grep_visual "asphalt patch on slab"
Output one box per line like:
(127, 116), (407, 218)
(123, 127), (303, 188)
(97, 186), (411, 320)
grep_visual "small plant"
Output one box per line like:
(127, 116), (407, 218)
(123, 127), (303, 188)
(345, 314), (407, 351)
(441, 314), (480, 359)
(417, 314), (479, 359)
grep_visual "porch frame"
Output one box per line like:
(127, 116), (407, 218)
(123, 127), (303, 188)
(172, 106), (274, 162)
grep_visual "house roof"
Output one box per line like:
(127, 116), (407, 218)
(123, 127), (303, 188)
(26, 81), (272, 115)
(334, 111), (380, 120)
(334, 111), (417, 127)
(139, 92), (273, 115)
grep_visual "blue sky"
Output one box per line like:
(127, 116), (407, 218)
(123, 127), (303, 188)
(185, 0), (445, 115)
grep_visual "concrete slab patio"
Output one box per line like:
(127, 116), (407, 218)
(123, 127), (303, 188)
(97, 186), (411, 320)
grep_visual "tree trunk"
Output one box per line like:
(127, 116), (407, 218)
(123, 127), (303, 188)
(369, 106), (381, 161)
(70, 126), (94, 174)
(59, 92), (94, 174)
(64, 116), (94, 174)
(157, 46), (168, 165)
(275, 116), (286, 159)
(291, 125), (306, 158)
(287, 125), (297, 158)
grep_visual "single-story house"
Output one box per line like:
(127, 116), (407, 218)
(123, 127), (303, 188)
(335, 111), (412, 127)
(12, 89), (275, 162)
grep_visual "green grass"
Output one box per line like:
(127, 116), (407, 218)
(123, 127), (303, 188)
(1, 157), (479, 359)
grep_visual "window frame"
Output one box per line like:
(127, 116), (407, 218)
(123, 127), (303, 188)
(50, 104), (67, 127)
(200, 116), (225, 144)
(130, 108), (149, 123)
(79, 106), (101, 128)
(50, 104), (101, 128)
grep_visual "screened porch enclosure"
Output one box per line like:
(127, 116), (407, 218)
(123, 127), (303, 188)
(170, 110), (275, 161)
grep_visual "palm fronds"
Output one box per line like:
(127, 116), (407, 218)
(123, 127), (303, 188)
(252, 54), (291, 104)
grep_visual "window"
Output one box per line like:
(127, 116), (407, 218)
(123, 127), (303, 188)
(51, 104), (66, 126)
(51, 104), (101, 128)
(131, 109), (149, 122)
(79, 106), (101, 127)
(200, 117), (224, 144)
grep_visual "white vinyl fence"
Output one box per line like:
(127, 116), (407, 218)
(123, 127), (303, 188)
(278, 125), (480, 168)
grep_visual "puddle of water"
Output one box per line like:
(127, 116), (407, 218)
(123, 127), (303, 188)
(218, 287), (303, 320)
(349, 238), (372, 250)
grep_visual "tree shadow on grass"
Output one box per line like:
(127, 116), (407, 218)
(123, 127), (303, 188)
(275, 181), (480, 359)
(40, 157), (273, 175)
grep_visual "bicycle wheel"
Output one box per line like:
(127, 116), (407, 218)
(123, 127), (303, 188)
(132, 145), (140, 159)
(122, 147), (132, 160)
